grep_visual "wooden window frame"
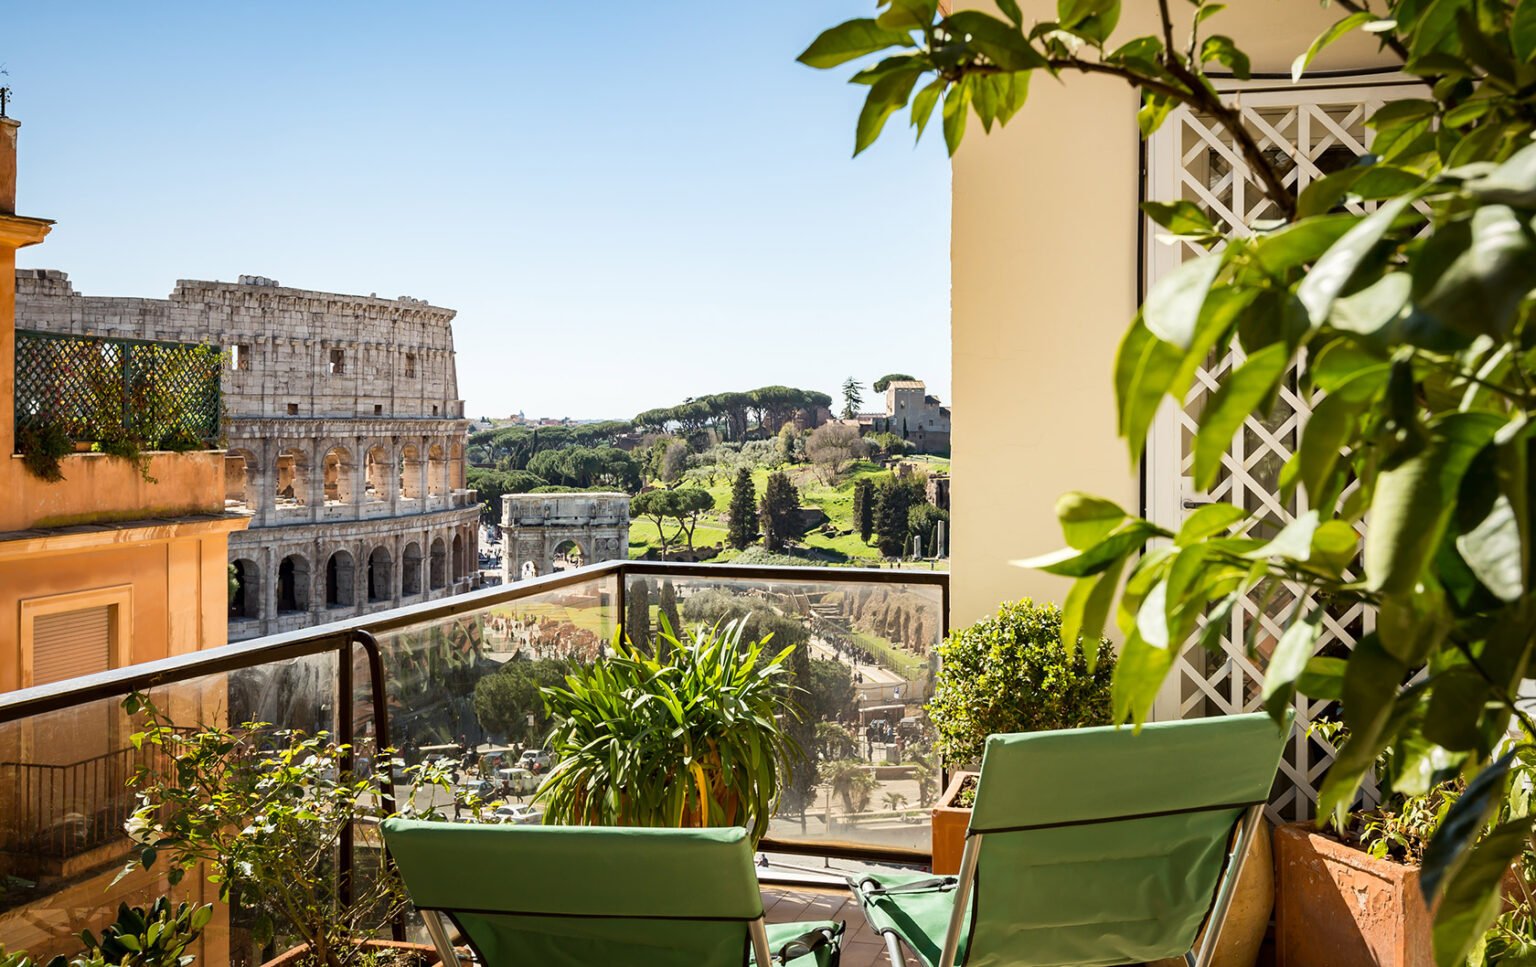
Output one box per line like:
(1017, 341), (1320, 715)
(18, 585), (133, 688)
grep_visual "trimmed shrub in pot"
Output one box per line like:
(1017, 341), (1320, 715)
(925, 599), (1114, 873)
(535, 620), (799, 845)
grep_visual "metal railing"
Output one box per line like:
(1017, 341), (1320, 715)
(12, 329), (222, 450)
(0, 560), (947, 948)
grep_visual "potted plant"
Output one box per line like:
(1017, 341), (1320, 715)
(924, 599), (1114, 874)
(1275, 727), (1535, 967)
(120, 695), (450, 967)
(0, 896), (214, 967)
(535, 620), (799, 844)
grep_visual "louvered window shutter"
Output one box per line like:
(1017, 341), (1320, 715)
(30, 606), (112, 685)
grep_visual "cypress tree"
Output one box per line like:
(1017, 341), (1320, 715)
(759, 471), (801, 553)
(625, 579), (651, 654)
(852, 477), (875, 543)
(873, 479), (916, 558)
(727, 468), (758, 549)
(657, 579), (681, 660)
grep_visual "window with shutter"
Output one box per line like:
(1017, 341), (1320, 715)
(29, 606), (112, 686)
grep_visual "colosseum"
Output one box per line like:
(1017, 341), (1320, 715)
(16, 269), (481, 641)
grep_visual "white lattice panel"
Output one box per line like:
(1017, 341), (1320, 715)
(1144, 81), (1422, 821)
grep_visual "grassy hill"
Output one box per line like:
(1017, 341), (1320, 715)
(627, 456), (949, 565)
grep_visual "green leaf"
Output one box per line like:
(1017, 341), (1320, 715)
(799, 18), (917, 69)
(1297, 193), (1420, 327)
(1200, 35), (1250, 79)
(1421, 752), (1515, 902)
(1432, 820), (1530, 967)
(1251, 214), (1358, 275)
(1057, 492), (1128, 549)
(1456, 489), (1524, 602)
(945, 11), (1050, 70)
(1292, 12), (1373, 81)
(1177, 503), (1247, 545)
(1143, 250), (1226, 349)
(1366, 413), (1505, 594)
(1244, 510), (1321, 563)
(1297, 656), (1347, 700)
(1142, 200), (1218, 238)
(1420, 205), (1536, 339)
(910, 77), (945, 140)
(1138, 90), (1178, 137)
(1057, 0), (1121, 43)
(1111, 630), (1174, 727)
(1192, 342), (1290, 490)
(1114, 316), (1183, 465)
(876, 0), (939, 32)
(1515, 0), (1536, 62)
(942, 78), (971, 155)
(1288, 391), (1362, 510)
(1061, 555), (1128, 667)
(1377, 583), (1449, 664)
(855, 65), (925, 155)
(1317, 634), (1407, 822)
(1296, 165), (1370, 219)
(995, 0), (1024, 26)
(1262, 606), (1323, 721)
(1016, 520), (1163, 577)
(1423, 666), (1490, 752)
(1309, 520), (1360, 575)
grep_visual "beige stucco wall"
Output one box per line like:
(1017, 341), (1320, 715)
(950, 1), (1397, 625)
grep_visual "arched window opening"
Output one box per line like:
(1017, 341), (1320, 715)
(429, 538), (447, 590)
(277, 555), (310, 613)
(364, 445), (392, 502)
(401, 445), (423, 500)
(323, 447), (354, 505)
(402, 542), (423, 595)
(229, 558), (260, 619)
(225, 450), (257, 512)
(367, 546), (393, 603)
(326, 550), (356, 608)
(275, 449), (309, 507)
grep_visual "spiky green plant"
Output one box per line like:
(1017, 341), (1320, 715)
(535, 620), (799, 844)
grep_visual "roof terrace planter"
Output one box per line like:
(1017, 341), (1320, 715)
(1274, 822), (1433, 967)
(12, 329), (222, 482)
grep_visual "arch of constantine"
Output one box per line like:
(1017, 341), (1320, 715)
(500, 493), (630, 581)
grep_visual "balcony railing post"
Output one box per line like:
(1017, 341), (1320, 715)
(337, 637), (354, 909)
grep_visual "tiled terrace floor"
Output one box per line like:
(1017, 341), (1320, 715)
(763, 886), (918, 967)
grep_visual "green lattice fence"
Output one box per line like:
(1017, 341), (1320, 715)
(13, 329), (222, 451)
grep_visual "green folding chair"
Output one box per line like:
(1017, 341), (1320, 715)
(380, 820), (843, 967)
(850, 712), (1288, 967)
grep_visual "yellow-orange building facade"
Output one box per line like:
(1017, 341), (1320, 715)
(0, 117), (245, 686)
(0, 115), (242, 962)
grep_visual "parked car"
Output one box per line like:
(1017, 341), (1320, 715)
(497, 767), (539, 797)
(519, 749), (552, 774)
(457, 777), (496, 801)
(493, 803), (542, 825)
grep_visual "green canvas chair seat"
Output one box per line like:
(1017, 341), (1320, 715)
(849, 712), (1288, 967)
(381, 819), (843, 967)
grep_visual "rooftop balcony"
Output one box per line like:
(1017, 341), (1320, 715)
(4, 329), (227, 532)
(0, 560), (946, 965)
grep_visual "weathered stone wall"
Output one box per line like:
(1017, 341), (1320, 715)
(17, 269), (480, 640)
(16, 269), (462, 419)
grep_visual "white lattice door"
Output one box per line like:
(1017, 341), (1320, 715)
(1144, 80), (1422, 821)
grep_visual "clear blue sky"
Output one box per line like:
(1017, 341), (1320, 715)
(8, 2), (951, 421)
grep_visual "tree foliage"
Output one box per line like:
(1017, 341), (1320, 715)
(806, 422), (870, 483)
(853, 477), (876, 543)
(806, 1), (1536, 959)
(841, 377), (865, 419)
(873, 478), (923, 557)
(466, 467), (549, 523)
(759, 471), (802, 553)
(872, 374), (916, 393)
(728, 467), (758, 549)
(631, 487), (714, 558)
(473, 657), (572, 746)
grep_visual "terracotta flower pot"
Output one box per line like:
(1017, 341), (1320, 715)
(1274, 821), (1432, 967)
(260, 939), (441, 967)
(930, 770), (977, 875)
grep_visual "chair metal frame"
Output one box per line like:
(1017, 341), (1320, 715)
(857, 803), (1267, 967)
